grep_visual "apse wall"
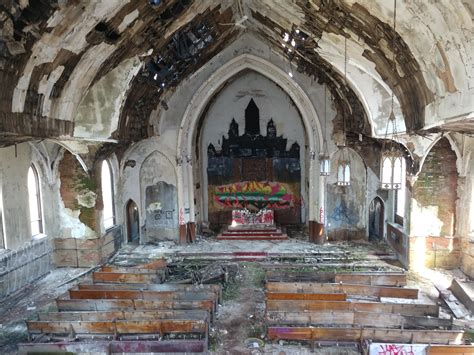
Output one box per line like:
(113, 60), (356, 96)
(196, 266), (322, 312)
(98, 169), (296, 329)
(198, 71), (306, 224)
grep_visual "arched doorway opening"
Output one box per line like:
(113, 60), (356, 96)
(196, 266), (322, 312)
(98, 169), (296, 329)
(126, 200), (139, 243)
(369, 197), (384, 242)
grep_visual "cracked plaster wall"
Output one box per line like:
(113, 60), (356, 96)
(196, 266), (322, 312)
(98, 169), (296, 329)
(73, 57), (141, 139)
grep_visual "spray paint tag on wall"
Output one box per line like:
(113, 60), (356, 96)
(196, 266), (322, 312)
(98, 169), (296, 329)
(319, 207), (324, 223)
(369, 343), (427, 355)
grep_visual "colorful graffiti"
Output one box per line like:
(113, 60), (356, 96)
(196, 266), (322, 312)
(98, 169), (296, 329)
(212, 181), (298, 210)
(369, 343), (425, 355)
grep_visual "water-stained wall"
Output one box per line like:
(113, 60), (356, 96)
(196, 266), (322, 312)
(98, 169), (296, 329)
(326, 148), (367, 240)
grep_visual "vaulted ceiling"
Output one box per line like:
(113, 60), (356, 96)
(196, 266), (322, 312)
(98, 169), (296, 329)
(0, 0), (472, 148)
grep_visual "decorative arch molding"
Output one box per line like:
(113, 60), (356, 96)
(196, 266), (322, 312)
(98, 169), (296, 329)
(177, 54), (327, 223)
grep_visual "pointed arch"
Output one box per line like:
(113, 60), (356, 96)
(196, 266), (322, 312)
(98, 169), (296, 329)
(177, 54), (325, 223)
(28, 164), (43, 237)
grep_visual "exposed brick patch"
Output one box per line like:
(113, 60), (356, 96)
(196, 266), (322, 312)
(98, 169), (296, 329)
(58, 151), (98, 230)
(413, 138), (458, 236)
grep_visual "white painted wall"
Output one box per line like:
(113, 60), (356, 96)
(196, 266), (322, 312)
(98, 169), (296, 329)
(0, 143), (56, 250)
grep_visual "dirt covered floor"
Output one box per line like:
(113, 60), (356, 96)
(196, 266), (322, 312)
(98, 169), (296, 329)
(0, 236), (472, 354)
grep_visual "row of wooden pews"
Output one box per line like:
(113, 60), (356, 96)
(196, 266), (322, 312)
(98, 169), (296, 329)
(19, 259), (221, 354)
(265, 271), (472, 353)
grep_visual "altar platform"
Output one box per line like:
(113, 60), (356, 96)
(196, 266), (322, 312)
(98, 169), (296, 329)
(216, 209), (288, 240)
(217, 225), (288, 240)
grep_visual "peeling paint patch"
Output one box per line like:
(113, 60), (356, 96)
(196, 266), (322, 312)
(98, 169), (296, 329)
(76, 190), (97, 209)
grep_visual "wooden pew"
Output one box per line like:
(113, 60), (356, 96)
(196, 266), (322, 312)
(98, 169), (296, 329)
(69, 289), (217, 307)
(266, 292), (346, 301)
(56, 299), (216, 322)
(334, 272), (407, 286)
(78, 282), (222, 303)
(427, 345), (474, 354)
(92, 271), (162, 284)
(27, 319), (208, 340)
(18, 339), (206, 354)
(266, 271), (407, 286)
(267, 326), (464, 344)
(265, 310), (452, 329)
(37, 310), (209, 322)
(266, 299), (439, 317)
(266, 282), (418, 299)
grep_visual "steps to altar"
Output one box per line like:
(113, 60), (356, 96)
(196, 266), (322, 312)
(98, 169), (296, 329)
(217, 225), (288, 241)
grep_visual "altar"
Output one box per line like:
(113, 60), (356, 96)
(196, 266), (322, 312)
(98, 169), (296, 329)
(218, 209), (287, 240)
(231, 209), (274, 227)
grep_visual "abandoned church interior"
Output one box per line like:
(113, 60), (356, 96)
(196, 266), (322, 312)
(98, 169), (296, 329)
(0, 0), (473, 354)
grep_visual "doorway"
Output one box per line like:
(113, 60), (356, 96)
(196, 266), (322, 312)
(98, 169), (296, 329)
(126, 200), (140, 243)
(369, 197), (384, 241)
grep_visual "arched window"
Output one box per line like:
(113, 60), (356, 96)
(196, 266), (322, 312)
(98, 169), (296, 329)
(101, 160), (115, 229)
(28, 165), (43, 236)
(394, 157), (406, 225)
(381, 155), (404, 190)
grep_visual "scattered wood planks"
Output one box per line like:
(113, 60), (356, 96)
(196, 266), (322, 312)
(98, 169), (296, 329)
(450, 279), (474, 314)
(266, 282), (418, 299)
(267, 326), (464, 344)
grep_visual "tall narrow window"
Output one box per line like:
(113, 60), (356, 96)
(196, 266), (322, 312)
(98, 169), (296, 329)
(394, 158), (406, 225)
(28, 165), (43, 237)
(101, 160), (115, 229)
